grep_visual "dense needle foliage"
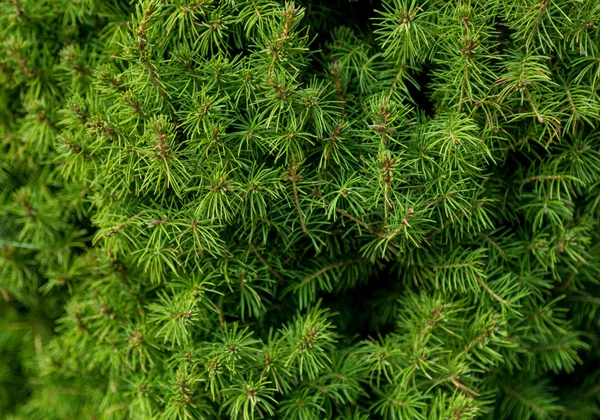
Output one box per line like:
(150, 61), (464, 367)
(1, 0), (600, 418)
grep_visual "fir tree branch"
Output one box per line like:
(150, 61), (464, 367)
(299, 259), (362, 288)
(449, 376), (480, 397)
(564, 295), (600, 305)
(480, 233), (507, 258)
(516, 175), (566, 184)
(249, 242), (285, 283)
(427, 202), (486, 239)
(475, 275), (512, 306)
(506, 387), (547, 416)
(286, 164), (308, 234)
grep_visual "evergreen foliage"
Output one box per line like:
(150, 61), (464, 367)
(1, 0), (600, 418)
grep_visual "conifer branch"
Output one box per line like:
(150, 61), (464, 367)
(286, 164), (308, 234)
(565, 296), (600, 305)
(475, 275), (511, 306)
(299, 259), (362, 288)
(506, 388), (546, 416)
(3, 1), (600, 418)
(249, 242), (284, 283)
(480, 233), (507, 258)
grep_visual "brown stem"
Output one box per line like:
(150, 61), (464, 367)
(431, 262), (476, 270)
(210, 301), (225, 328)
(476, 275), (511, 306)
(523, 88), (544, 123)
(8, 0), (23, 17)
(480, 233), (507, 257)
(428, 202), (485, 239)
(580, 384), (600, 399)
(450, 376), (480, 397)
(335, 207), (375, 233)
(287, 165), (308, 234)
(249, 242), (284, 283)
(527, 0), (551, 52)
(564, 295), (600, 305)
(143, 62), (176, 121)
(516, 175), (564, 184)
(506, 387), (546, 415)
(299, 259), (361, 288)
(385, 208), (415, 242)
(555, 241), (600, 291)
(462, 328), (493, 354)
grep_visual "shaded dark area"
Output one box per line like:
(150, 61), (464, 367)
(321, 262), (400, 340)
(406, 66), (435, 117)
(299, 0), (435, 117)
(300, 0), (383, 40)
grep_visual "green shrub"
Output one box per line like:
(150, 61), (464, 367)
(1, 0), (600, 418)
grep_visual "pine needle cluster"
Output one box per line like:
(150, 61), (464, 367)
(1, 0), (600, 419)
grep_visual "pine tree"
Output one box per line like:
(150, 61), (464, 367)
(1, 0), (600, 419)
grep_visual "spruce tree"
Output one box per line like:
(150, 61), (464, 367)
(1, 0), (600, 419)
